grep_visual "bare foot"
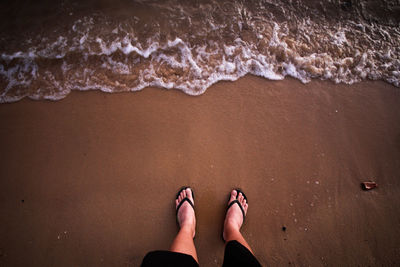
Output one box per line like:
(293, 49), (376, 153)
(223, 189), (248, 241)
(176, 188), (196, 238)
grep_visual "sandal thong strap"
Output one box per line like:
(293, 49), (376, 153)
(176, 197), (195, 214)
(176, 187), (195, 214)
(227, 199), (246, 221)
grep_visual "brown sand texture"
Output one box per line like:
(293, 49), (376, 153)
(0, 76), (399, 266)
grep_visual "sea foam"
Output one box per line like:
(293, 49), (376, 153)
(0, 0), (399, 102)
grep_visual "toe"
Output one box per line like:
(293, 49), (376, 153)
(182, 188), (187, 198)
(186, 188), (194, 203)
(238, 193), (243, 202)
(243, 201), (248, 213)
(241, 194), (247, 204)
(242, 199), (248, 210)
(229, 190), (237, 203)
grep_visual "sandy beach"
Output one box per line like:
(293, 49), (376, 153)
(0, 76), (399, 266)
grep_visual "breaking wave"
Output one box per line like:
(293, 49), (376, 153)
(0, 0), (399, 102)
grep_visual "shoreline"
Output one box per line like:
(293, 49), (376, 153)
(0, 76), (399, 266)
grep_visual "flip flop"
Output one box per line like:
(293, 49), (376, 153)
(226, 189), (248, 223)
(222, 189), (248, 242)
(176, 186), (195, 218)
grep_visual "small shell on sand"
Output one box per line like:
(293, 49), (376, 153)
(361, 182), (378, 190)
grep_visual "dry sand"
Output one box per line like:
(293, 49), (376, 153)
(0, 76), (399, 266)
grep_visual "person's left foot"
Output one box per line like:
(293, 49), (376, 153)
(176, 188), (196, 238)
(223, 189), (248, 241)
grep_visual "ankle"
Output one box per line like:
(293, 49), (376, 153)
(224, 219), (241, 232)
(179, 225), (195, 235)
(223, 223), (241, 240)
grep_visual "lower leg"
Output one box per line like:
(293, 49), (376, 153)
(223, 190), (254, 254)
(170, 226), (198, 262)
(170, 188), (198, 263)
(223, 224), (253, 254)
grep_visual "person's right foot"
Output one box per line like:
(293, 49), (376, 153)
(176, 188), (196, 238)
(223, 190), (248, 241)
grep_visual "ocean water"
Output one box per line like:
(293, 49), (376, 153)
(0, 0), (399, 102)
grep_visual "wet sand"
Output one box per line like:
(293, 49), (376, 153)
(0, 76), (399, 266)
